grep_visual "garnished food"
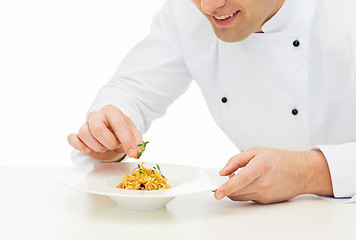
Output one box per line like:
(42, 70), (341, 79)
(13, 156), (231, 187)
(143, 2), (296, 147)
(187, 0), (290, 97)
(137, 141), (149, 159)
(116, 162), (170, 190)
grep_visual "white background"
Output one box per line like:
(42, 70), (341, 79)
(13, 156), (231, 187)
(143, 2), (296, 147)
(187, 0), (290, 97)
(0, 0), (238, 168)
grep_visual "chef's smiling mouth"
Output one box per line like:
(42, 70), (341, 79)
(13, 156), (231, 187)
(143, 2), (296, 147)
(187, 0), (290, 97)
(210, 10), (240, 27)
(213, 10), (239, 20)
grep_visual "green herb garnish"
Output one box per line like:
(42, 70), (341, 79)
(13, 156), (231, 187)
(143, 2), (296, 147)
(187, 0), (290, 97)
(137, 141), (149, 159)
(153, 164), (165, 178)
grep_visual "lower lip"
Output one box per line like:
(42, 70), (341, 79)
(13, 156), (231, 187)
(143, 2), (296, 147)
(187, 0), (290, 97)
(212, 11), (239, 27)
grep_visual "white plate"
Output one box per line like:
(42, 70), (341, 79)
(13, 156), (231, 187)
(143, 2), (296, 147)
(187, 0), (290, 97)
(59, 162), (227, 210)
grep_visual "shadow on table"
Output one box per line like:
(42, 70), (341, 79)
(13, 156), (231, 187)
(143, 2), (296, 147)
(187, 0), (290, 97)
(69, 191), (336, 229)
(85, 194), (175, 222)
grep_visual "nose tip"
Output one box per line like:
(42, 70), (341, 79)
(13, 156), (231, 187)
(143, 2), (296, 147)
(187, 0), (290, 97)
(201, 0), (226, 15)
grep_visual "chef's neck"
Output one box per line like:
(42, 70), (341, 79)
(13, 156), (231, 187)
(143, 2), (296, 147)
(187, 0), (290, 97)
(255, 0), (285, 33)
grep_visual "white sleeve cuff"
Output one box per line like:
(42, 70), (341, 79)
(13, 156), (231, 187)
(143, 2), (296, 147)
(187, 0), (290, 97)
(313, 142), (356, 198)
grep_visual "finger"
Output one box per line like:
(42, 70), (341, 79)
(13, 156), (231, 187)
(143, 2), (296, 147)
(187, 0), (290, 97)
(124, 115), (143, 153)
(228, 193), (255, 202)
(78, 123), (107, 153)
(105, 108), (138, 158)
(215, 160), (262, 200)
(226, 178), (260, 197)
(87, 117), (121, 150)
(67, 133), (92, 154)
(87, 146), (126, 162)
(220, 147), (263, 176)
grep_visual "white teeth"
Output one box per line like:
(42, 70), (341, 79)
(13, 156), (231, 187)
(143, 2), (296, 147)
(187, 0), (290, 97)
(214, 12), (237, 20)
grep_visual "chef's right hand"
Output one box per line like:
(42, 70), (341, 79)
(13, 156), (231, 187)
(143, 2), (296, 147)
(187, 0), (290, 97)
(67, 104), (143, 162)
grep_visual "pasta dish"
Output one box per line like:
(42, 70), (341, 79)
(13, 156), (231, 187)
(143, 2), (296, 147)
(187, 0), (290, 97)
(116, 162), (171, 190)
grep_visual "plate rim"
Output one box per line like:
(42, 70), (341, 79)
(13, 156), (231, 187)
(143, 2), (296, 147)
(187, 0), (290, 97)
(58, 161), (227, 198)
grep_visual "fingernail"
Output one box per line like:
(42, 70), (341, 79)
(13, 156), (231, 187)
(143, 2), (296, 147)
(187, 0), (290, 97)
(128, 148), (136, 158)
(215, 191), (225, 200)
(219, 168), (226, 175)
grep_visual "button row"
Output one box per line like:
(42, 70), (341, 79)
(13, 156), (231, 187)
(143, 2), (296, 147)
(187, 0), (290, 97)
(221, 39), (300, 114)
(221, 97), (299, 116)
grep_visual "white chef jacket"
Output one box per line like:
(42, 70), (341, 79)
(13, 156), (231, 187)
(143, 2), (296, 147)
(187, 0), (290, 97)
(85, 0), (356, 199)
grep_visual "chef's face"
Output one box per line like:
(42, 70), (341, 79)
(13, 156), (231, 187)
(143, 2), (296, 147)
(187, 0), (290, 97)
(191, 0), (285, 42)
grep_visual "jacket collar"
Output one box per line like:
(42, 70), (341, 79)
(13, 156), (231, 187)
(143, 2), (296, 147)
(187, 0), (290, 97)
(261, 0), (317, 33)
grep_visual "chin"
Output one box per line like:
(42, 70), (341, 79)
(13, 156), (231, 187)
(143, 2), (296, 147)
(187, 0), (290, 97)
(212, 26), (251, 43)
(217, 36), (240, 43)
(215, 32), (248, 43)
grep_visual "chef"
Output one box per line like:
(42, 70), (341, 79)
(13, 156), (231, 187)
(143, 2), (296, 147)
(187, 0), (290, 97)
(68, 0), (356, 203)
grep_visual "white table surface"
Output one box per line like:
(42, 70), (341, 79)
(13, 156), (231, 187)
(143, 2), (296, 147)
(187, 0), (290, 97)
(0, 166), (355, 240)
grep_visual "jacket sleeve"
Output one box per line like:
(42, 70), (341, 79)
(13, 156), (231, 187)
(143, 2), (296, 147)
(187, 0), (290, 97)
(88, 0), (192, 133)
(314, 142), (356, 199)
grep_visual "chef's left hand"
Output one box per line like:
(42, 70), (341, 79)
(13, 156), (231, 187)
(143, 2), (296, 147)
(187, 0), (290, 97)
(214, 147), (333, 204)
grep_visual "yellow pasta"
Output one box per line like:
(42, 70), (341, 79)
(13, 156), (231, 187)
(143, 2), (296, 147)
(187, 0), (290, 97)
(116, 162), (171, 190)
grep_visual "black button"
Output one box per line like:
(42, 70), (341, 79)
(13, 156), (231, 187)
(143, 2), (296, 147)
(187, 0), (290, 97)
(221, 97), (228, 103)
(292, 109), (298, 115)
(293, 40), (300, 47)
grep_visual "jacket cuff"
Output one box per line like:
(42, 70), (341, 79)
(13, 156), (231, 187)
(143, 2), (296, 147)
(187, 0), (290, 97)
(313, 142), (356, 198)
